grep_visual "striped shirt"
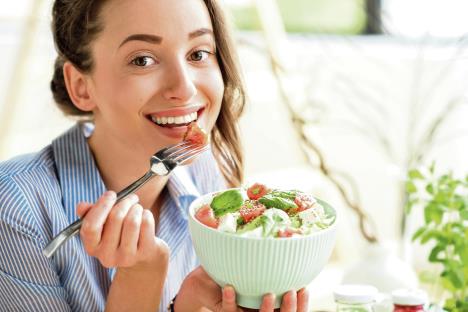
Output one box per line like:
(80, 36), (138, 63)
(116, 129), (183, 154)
(0, 123), (226, 311)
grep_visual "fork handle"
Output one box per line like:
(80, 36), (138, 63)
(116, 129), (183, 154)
(42, 171), (155, 258)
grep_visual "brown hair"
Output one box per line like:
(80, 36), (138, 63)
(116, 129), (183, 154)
(50, 0), (245, 187)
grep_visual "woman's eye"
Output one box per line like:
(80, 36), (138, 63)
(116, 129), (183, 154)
(189, 50), (211, 62)
(131, 56), (155, 67)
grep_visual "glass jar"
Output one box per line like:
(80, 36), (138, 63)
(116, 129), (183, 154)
(334, 284), (378, 312)
(392, 289), (427, 312)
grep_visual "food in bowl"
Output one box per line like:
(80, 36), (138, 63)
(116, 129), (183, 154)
(188, 186), (337, 309)
(194, 183), (335, 238)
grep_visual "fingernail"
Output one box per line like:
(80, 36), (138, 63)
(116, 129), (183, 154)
(105, 191), (116, 199)
(223, 285), (235, 300)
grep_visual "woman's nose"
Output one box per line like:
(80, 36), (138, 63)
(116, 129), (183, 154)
(161, 61), (197, 103)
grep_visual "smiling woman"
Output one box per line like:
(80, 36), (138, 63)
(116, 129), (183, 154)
(0, 0), (309, 311)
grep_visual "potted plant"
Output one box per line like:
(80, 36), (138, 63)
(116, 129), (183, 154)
(406, 164), (468, 312)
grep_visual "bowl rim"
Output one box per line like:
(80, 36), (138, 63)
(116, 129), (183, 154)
(188, 187), (338, 241)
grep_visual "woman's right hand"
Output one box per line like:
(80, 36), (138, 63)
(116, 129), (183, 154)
(76, 191), (169, 311)
(76, 190), (169, 269)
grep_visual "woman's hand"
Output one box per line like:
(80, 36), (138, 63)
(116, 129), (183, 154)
(76, 191), (169, 269)
(76, 191), (169, 311)
(174, 266), (309, 312)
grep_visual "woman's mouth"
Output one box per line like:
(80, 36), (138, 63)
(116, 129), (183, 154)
(150, 111), (197, 128)
(145, 107), (205, 138)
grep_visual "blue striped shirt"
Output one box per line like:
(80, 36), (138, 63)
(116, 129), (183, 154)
(0, 123), (226, 311)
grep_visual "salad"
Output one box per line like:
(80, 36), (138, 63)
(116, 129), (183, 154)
(194, 183), (335, 238)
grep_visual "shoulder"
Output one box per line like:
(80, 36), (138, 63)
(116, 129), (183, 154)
(0, 146), (59, 240)
(0, 145), (55, 179)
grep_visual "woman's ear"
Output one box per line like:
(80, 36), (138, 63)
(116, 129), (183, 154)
(63, 61), (96, 112)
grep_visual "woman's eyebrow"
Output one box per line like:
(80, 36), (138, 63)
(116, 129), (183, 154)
(119, 28), (213, 48)
(188, 28), (214, 39)
(119, 34), (163, 48)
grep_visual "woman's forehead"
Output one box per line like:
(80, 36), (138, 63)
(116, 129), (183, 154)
(99, 0), (214, 43)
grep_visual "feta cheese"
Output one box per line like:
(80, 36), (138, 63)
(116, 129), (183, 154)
(217, 212), (239, 233)
(298, 204), (324, 226)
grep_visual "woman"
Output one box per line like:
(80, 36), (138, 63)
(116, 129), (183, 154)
(0, 0), (309, 311)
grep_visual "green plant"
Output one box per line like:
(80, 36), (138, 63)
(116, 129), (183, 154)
(406, 165), (468, 312)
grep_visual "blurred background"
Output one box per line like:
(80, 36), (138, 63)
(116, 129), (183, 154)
(1, 0), (467, 310)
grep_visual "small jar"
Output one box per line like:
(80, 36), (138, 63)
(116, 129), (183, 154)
(392, 289), (427, 312)
(334, 284), (378, 312)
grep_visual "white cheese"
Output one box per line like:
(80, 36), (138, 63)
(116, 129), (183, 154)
(298, 204), (324, 226)
(217, 212), (239, 233)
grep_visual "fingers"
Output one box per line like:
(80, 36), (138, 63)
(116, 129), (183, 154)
(80, 191), (116, 251)
(221, 286), (238, 312)
(296, 288), (309, 312)
(98, 194), (139, 258)
(138, 209), (156, 251)
(259, 293), (276, 312)
(280, 291), (296, 312)
(118, 203), (144, 266)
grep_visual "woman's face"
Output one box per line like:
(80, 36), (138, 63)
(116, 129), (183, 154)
(87, 0), (224, 157)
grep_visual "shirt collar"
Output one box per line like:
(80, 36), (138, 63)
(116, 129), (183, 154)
(52, 122), (106, 223)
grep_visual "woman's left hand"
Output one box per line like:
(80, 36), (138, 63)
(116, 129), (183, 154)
(174, 266), (309, 312)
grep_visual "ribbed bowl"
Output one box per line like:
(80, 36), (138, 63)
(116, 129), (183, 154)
(188, 189), (338, 309)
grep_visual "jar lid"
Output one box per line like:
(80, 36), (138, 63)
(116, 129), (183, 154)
(333, 284), (378, 304)
(392, 289), (428, 306)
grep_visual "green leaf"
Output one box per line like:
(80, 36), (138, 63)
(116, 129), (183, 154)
(424, 203), (443, 224)
(210, 190), (244, 217)
(441, 272), (457, 292)
(428, 245), (445, 263)
(269, 190), (299, 200)
(435, 192), (448, 204)
(409, 169), (425, 179)
(258, 194), (297, 211)
(426, 183), (435, 195)
(420, 229), (438, 244)
(460, 210), (468, 221)
(444, 298), (457, 310)
(412, 227), (426, 241)
(406, 181), (417, 194)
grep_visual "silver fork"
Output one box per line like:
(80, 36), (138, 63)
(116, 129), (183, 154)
(42, 141), (209, 258)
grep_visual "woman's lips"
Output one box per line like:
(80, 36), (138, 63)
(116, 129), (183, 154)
(146, 107), (205, 139)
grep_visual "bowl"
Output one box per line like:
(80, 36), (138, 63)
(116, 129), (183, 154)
(188, 188), (338, 309)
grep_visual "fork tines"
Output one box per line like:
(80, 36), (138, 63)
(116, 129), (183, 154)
(173, 144), (210, 164)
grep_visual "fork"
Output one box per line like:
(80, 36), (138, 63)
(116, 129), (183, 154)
(42, 141), (209, 258)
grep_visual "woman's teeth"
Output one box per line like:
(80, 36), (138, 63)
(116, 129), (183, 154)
(151, 112), (197, 126)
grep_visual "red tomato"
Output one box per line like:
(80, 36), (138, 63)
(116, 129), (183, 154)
(239, 201), (266, 223)
(194, 204), (218, 229)
(277, 227), (302, 238)
(184, 122), (208, 145)
(246, 183), (270, 200)
(293, 193), (316, 212)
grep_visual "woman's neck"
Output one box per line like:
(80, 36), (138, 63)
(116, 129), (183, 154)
(87, 126), (169, 214)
